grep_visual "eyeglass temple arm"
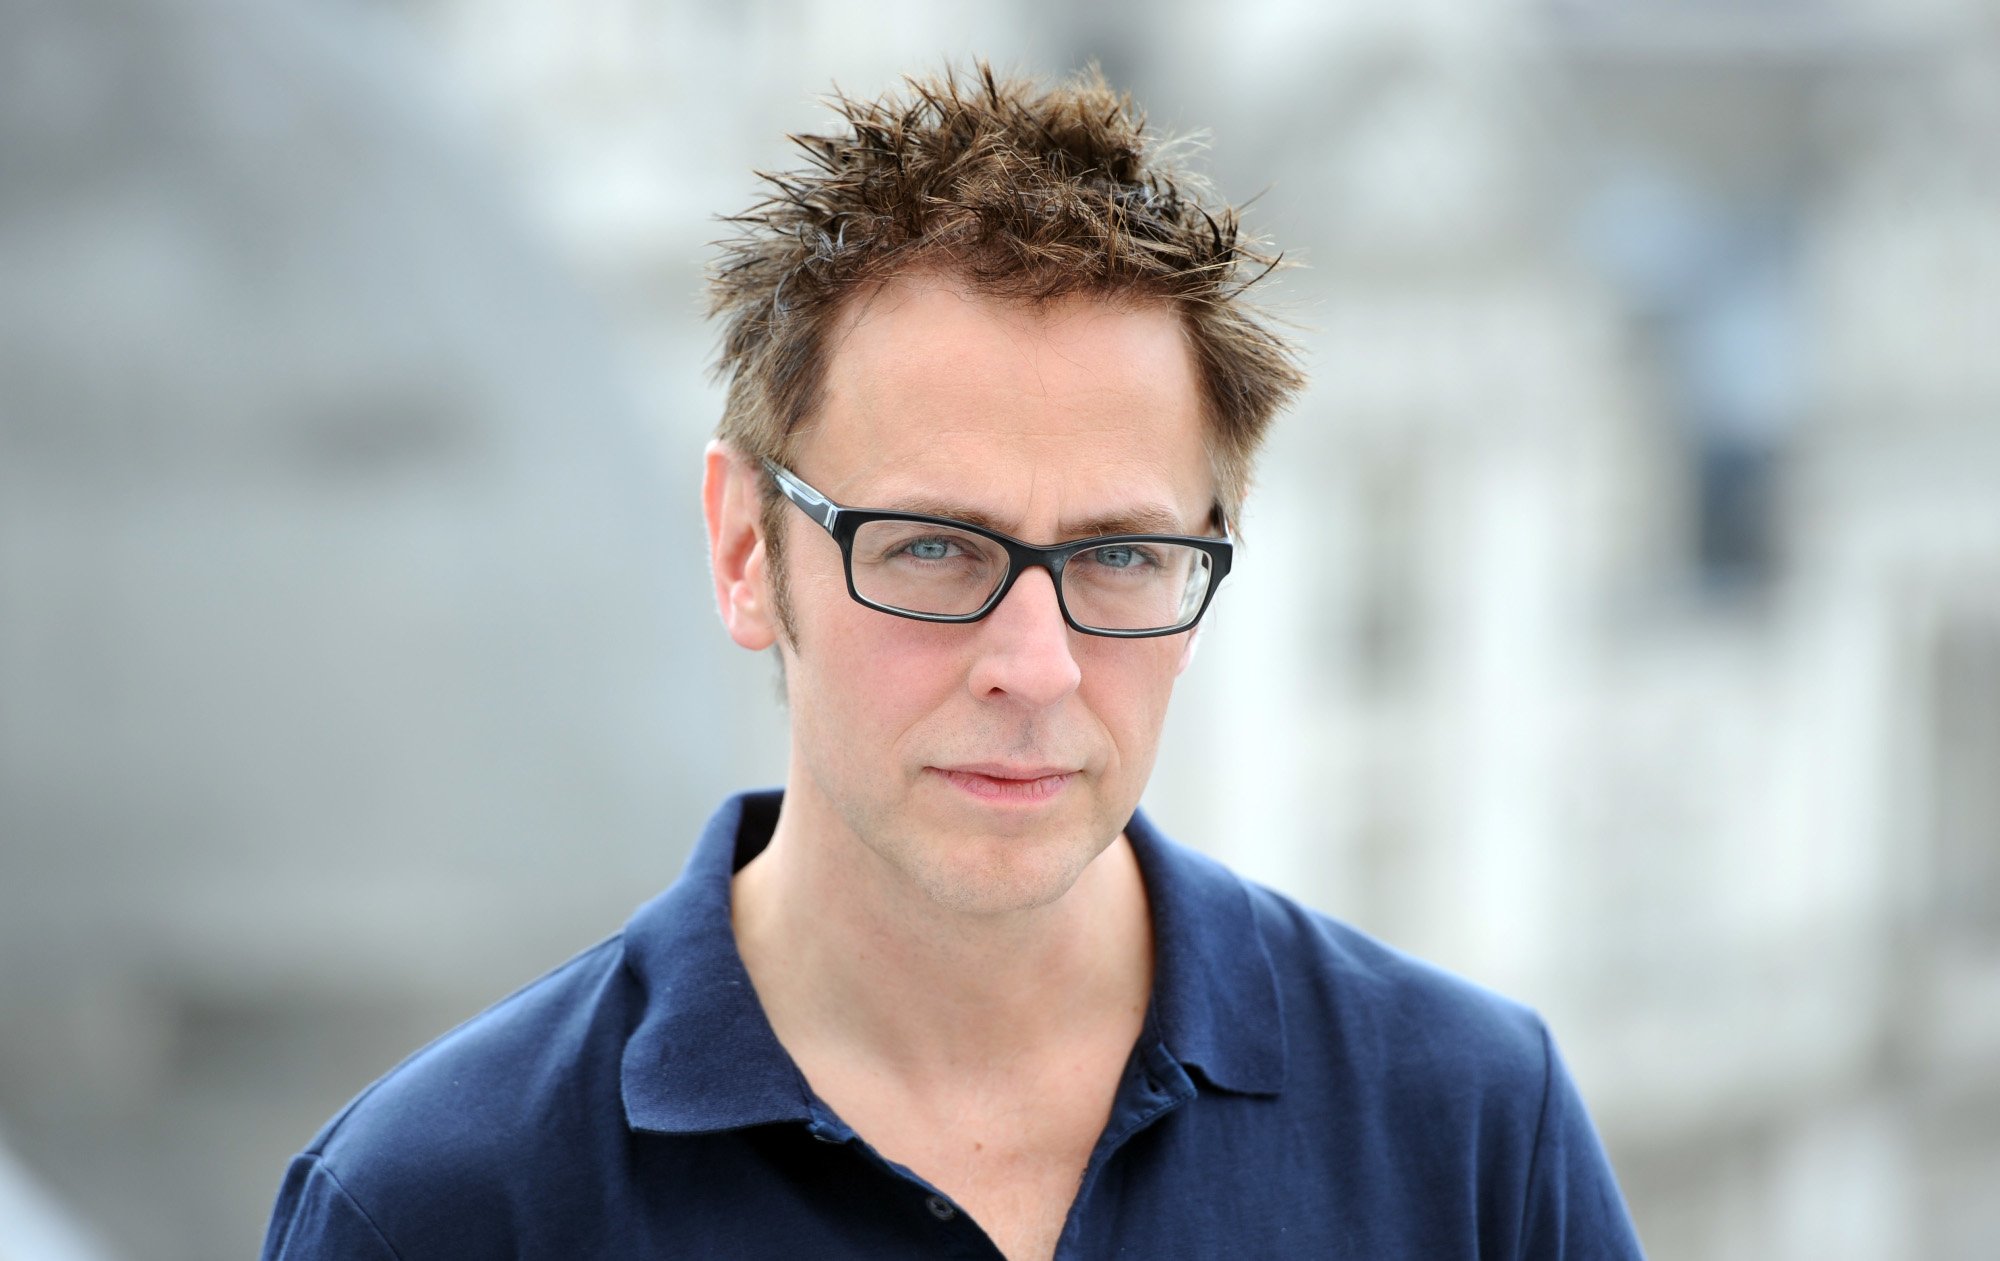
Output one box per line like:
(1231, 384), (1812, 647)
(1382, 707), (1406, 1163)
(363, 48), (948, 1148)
(762, 460), (839, 532)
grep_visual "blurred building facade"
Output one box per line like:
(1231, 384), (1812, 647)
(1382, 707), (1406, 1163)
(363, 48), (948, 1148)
(1, 1), (1996, 1259)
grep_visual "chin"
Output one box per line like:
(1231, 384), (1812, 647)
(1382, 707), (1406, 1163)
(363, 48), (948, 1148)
(897, 822), (1109, 917)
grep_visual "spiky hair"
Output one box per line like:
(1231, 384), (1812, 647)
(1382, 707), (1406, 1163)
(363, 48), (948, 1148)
(708, 61), (1303, 532)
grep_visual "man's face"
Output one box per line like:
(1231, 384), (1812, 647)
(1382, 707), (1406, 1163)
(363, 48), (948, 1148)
(719, 273), (1216, 916)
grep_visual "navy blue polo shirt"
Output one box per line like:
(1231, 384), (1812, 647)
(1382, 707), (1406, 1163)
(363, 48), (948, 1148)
(262, 791), (1644, 1259)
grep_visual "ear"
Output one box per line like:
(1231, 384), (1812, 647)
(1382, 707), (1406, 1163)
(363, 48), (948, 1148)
(703, 440), (779, 652)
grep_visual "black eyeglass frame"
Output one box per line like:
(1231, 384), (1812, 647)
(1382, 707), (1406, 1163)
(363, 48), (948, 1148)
(763, 460), (1234, 639)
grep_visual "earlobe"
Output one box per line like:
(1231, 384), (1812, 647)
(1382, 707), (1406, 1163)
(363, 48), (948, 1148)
(703, 440), (779, 652)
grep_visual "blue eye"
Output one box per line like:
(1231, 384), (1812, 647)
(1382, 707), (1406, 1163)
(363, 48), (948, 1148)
(902, 537), (956, 561)
(1086, 545), (1150, 571)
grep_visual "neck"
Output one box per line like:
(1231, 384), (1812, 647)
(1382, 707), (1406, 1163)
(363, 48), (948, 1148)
(730, 791), (1154, 1084)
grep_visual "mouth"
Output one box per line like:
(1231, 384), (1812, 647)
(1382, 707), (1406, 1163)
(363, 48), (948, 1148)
(929, 764), (1079, 803)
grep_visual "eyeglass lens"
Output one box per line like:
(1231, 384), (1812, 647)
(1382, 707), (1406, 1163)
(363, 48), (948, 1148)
(848, 520), (1213, 632)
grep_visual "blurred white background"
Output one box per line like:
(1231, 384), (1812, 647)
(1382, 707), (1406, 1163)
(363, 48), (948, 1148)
(2, 1), (1997, 1258)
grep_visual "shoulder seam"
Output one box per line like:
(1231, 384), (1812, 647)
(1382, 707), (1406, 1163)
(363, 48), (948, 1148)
(302, 1154), (407, 1261)
(1513, 1016), (1557, 1258)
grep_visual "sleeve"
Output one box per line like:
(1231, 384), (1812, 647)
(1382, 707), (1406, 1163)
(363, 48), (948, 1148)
(1517, 1023), (1648, 1259)
(260, 1154), (404, 1261)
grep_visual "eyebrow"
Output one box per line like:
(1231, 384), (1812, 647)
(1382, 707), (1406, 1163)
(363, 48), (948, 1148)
(881, 498), (1200, 539)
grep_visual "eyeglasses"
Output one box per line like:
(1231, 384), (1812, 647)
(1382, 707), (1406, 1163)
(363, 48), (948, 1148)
(763, 460), (1233, 638)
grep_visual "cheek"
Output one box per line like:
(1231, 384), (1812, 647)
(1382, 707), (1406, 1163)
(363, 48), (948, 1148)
(798, 600), (966, 729)
(1076, 638), (1187, 746)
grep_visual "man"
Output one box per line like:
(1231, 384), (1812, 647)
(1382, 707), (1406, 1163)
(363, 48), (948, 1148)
(262, 65), (1645, 1260)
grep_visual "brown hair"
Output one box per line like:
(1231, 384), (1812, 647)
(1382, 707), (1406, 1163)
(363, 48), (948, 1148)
(708, 63), (1303, 634)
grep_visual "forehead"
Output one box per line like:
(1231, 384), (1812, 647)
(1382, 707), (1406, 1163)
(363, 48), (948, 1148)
(799, 272), (1213, 529)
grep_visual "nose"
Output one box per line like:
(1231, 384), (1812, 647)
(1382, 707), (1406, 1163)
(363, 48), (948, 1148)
(964, 566), (1083, 708)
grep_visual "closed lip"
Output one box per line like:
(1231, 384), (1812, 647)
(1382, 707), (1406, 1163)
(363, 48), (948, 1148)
(933, 763), (1078, 781)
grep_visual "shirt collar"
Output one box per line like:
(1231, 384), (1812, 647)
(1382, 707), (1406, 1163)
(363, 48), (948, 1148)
(621, 791), (816, 1134)
(1123, 808), (1287, 1097)
(619, 790), (1285, 1136)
